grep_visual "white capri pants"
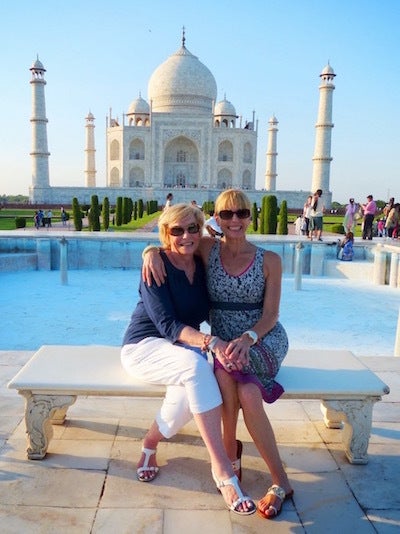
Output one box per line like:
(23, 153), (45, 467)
(121, 337), (222, 439)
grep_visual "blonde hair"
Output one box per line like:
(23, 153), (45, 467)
(158, 203), (205, 249)
(214, 189), (251, 214)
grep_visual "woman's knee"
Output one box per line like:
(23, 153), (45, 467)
(238, 382), (262, 409)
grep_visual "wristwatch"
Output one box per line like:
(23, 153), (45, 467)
(243, 330), (258, 345)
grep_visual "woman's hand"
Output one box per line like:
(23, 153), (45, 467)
(142, 249), (167, 287)
(224, 336), (251, 367)
(214, 337), (249, 372)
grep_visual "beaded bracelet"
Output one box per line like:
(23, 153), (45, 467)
(201, 335), (219, 353)
(208, 336), (219, 351)
(201, 334), (212, 353)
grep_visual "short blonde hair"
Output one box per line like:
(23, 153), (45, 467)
(158, 203), (205, 249)
(214, 189), (251, 214)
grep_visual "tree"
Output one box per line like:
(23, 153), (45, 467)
(260, 195), (278, 234)
(116, 197), (123, 226)
(252, 202), (258, 232)
(89, 195), (101, 231)
(103, 197), (110, 231)
(72, 197), (83, 231)
(277, 200), (288, 235)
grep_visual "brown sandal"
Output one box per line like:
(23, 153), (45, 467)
(232, 439), (243, 481)
(257, 484), (294, 519)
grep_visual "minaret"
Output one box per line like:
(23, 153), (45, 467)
(84, 112), (96, 187)
(311, 64), (336, 193)
(30, 57), (50, 189)
(264, 115), (278, 190)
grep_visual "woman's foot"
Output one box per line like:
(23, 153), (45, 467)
(136, 447), (159, 482)
(212, 472), (256, 515)
(257, 484), (294, 519)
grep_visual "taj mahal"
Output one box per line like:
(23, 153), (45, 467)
(29, 31), (335, 208)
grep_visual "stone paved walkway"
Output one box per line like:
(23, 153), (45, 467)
(1, 351), (399, 533)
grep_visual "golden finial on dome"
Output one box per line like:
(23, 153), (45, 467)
(182, 25), (186, 47)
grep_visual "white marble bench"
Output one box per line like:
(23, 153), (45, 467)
(7, 345), (390, 464)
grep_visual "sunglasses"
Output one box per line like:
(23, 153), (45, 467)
(169, 223), (200, 236)
(218, 209), (251, 220)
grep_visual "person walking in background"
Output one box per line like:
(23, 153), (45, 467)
(293, 214), (304, 236)
(377, 218), (385, 237)
(61, 207), (67, 226)
(309, 189), (325, 241)
(303, 195), (313, 237)
(46, 209), (53, 228)
(343, 198), (358, 233)
(361, 195), (377, 240)
(205, 211), (223, 238)
(385, 203), (400, 239)
(164, 193), (173, 210)
(33, 211), (40, 229)
(383, 197), (395, 220)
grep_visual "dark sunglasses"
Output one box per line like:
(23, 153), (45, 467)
(169, 223), (200, 236)
(218, 209), (251, 220)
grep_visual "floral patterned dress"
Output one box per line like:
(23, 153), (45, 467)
(207, 241), (288, 403)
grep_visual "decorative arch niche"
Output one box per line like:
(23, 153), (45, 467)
(163, 136), (199, 188)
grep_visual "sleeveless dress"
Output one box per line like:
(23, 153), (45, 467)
(207, 241), (288, 403)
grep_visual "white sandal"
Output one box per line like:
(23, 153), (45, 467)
(136, 447), (159, 482)
(212, 472), (256, 515)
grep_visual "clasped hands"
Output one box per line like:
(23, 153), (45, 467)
(214, 336), (251, 372)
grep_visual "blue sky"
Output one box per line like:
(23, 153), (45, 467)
(1, 0), (399, 203)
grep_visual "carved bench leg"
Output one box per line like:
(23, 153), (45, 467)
(21, 392), (77, 460)
(321, 398), (380, 465)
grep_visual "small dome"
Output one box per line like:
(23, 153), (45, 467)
(127, 94), (150, 115)
(30, 57), (45, 71)
(214, 97), (236, 117)
(85, 111), (95, 121)
(148, 43), (217, 114)
(268, 115), (278, 124)
(320, 64), (335, 77)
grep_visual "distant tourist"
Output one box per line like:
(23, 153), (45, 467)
(164, 193), (173, 210)
(46, 210), (53, 228)
(303, 195), (313, 236)
(61, 207), (67, 226)
(205, 211), (223, 238)
(293, 214), (304, 236)
(343, 198), (358, 233)
(361, 195), (377, 240)
(385, 203), (400, 239)
(309, 189), (325, 241)
(337, 232), (354, 261)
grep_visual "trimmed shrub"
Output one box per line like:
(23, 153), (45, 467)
(72, 197), (83, 231)
(89, 195), (101, 231)
(116, 197), (123, 226)
(15, 217), (26, 229)
(103, 197), (110, 231)
(277, 200), (288, 235)
(138, 199), (144, 218)
(261, 195), (278, 234)
(252, 202), (258, 232)
(331, 223), (345, 234)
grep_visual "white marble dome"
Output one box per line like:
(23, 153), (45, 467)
(127, 94), (150, 115)
(214, 97), (236, 117)
(321, 64), (335, 76)
(148, 43), (217, 114)
(31, 58), (45, 71)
